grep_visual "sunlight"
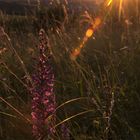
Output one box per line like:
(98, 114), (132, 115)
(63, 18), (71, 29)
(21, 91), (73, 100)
(107, 0), (113, 7)
(92, 17), (101, 28)
(70, 0), (139, 61)
(86, 28), (94, 38)
(107, 0), (139, 19)
(70, 17), (101, 60)
(119, 0), (123, 19)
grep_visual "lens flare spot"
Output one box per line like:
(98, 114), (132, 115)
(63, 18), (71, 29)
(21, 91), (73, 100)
(73, 48), (81, 56)
(86, 29), (94, 38)
(80, 44), (83, 48)
(94, 17), (101, 27)
(70, 48), (81, 60)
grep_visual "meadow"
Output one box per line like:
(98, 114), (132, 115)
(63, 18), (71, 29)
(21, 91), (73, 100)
(0, 0), (140, 140)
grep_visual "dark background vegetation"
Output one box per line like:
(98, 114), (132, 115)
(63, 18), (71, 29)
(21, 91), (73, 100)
(0, 0), (140, 139)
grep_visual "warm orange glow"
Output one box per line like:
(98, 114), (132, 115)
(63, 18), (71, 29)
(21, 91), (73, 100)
(70, 48), (81, 60)
(70, 0), (138, 60)
(70, 17), (102, 60)
(85, 17), (101, 38)
(73, 48), (81, 56)
(107, 0), (113, 6)
(70, 0), (114, 61)
(70, 50), (79, 60)
(93, 17), (102, 28)
(70, 36), (89, 60)
(119, 0), (123, 19)
(86, 28), (94, 38)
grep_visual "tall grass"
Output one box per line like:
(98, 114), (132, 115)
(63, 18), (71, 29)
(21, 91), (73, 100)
(0, 1), (140, 140)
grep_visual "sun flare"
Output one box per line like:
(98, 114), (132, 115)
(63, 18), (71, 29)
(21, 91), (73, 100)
(70, 0), (139, 60)
(70, 17), (102, 60)
(86, 29), (94, 38)
(107, 0), (113, 7)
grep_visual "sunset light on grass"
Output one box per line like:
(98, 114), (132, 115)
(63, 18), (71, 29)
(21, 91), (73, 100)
(0, 0), (140, 139)
(106, 0), (113, 7)
(70, 0), (139, 60)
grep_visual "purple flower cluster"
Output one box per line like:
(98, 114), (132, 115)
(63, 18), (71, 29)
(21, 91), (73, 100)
(61, 123), (70, 140)
(31, 29), (56, 139)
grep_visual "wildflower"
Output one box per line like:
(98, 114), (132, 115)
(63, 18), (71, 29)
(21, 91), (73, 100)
(61, 123), (70, 140)
(31, 29), (56, 139)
